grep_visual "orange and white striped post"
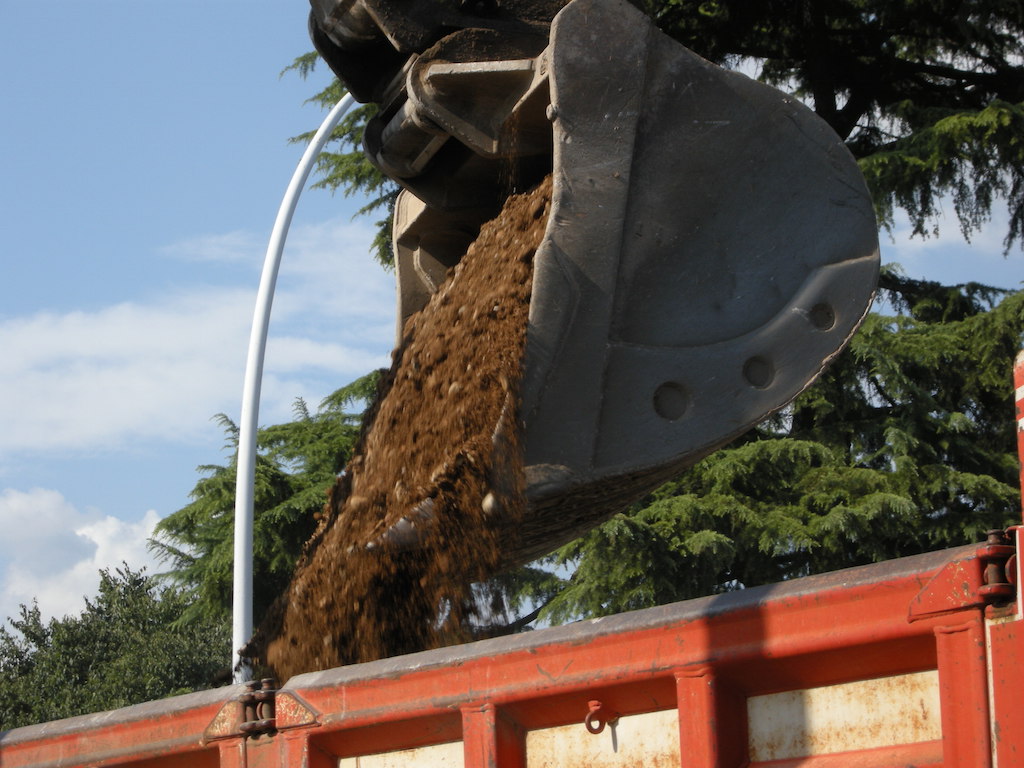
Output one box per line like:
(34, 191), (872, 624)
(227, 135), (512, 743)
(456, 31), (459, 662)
(1013, 349), (1024, 620)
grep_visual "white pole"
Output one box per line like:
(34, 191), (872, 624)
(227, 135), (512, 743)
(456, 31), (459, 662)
(233, 93), (357, 683)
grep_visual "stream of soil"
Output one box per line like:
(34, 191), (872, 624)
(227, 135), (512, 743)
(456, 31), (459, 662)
(246, 177), (551, 681)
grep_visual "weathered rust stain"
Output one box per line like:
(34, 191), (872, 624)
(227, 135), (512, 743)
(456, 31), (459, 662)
(527, 709), (679, 768)
(747, 670), (941, 761)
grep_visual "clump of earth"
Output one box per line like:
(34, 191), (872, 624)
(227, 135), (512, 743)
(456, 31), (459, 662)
(247, 177), (552, 681)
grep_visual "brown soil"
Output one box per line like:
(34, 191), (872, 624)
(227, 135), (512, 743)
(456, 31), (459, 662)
(246, 177), (551, 681)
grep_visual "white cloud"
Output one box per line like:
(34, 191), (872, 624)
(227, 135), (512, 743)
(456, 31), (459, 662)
(273, 215), (398, 323)
(160, 230), (262, 263)
(0, 289), (254, 454)
(882, 207), (1021, 290)
(0, 487), (162, 622)
(0, 216), (395, 460)
(0, 215), (398, 625)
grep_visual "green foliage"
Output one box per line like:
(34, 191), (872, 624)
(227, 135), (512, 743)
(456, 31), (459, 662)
(0, 566), (229, 731)
(863, 102), (1024, 251)
(536, 277), (1023, 623)
(151, 372), (380, 626)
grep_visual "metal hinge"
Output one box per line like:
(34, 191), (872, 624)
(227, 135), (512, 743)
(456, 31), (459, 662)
(204, 678), (319, 743)
(239, 678), (277, 737)
(977, 528), (1017, 606)
(908, 527), (1019, 622)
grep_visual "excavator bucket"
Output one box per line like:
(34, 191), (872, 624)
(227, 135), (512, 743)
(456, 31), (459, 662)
(311, 0), (880, 566)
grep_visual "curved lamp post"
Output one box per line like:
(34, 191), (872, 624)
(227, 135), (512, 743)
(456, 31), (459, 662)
(233, 93), (357, 682)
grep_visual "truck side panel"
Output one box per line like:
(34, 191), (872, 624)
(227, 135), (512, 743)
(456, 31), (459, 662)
(4, 542), (1019, 767)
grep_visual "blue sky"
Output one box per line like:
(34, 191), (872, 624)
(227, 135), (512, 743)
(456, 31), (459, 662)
(0, 1), (395, 622)
(1, 1), (1021, 625)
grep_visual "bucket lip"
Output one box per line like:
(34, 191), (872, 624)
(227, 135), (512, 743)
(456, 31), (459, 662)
(522, 0), (878, 482)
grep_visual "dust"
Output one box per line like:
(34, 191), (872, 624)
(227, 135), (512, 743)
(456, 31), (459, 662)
(247, 177), (552, 681)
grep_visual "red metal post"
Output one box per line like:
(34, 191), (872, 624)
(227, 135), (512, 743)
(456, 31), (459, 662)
(675, 666), (746, 767)
(276, 730), (334, 768)
(934, 617), (991, 766)
(988, 616), (1024, 767)
(217, 740), (245, 768)
(462, 702), (526, 768)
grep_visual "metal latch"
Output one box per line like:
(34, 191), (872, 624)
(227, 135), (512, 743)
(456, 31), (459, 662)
(204, 679), (319, 743)
(239, 678), (277, 737)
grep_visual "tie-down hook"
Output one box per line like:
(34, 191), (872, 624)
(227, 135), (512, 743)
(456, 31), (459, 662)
(584, 699), (620, 735)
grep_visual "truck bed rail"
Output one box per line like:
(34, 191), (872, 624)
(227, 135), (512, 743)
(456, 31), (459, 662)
(4, 538), (1021, 767)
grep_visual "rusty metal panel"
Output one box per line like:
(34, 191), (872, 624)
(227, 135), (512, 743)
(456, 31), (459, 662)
(746, 670), (940, 761)
(337, 741), (464, 767)
(525, 709), (679, 768)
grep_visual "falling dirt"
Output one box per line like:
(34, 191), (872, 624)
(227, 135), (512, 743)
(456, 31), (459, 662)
(246, 177), (552, 682)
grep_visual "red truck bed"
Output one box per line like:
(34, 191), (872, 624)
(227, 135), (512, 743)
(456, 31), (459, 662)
(3, 535), (1021, 767)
